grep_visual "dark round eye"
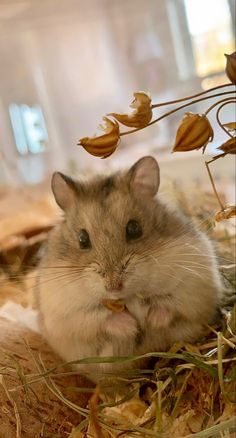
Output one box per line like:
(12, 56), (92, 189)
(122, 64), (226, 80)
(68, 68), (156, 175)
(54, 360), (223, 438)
(78, 229), (91, 249)
(126, 219), (142, 241)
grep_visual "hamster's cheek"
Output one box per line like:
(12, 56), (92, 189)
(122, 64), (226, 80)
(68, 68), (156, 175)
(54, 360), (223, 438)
(104, 312), (138, 339)
(73, 276), (106, 306)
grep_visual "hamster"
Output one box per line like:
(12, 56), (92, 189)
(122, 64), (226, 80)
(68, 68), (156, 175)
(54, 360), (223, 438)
(36, 156), (222, 380)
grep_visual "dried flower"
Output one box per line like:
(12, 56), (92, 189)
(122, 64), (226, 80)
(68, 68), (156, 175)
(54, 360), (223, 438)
(217, 137), (236, 154)
(78, 117), (120, 158)
(215, 205), (236, 222)
(225, 52), (236, 84)
(172, 112), (214, 152)
(108, 91), (152, 128)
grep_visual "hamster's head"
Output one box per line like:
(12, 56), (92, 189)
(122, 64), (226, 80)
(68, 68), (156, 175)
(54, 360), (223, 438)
(49, 156), (190, 304)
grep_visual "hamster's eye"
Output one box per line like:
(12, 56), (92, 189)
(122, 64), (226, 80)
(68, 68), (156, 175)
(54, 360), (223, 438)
(78, 229), (91, 249)
(126, 219), (142, 241)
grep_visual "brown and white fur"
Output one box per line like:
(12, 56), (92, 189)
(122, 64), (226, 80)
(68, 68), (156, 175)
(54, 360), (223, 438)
(36, 156), (222, 379)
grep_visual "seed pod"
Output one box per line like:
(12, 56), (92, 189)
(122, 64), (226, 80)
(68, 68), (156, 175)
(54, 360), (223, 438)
(217, 137), (236, 154)
(225, 52), (236, 84)
(78, 117), (120, 158)
(215, 205), (236, 222)
(223, 122), (236, 134)
(109, 91), (152, 128)
(172, 112), (214, 152)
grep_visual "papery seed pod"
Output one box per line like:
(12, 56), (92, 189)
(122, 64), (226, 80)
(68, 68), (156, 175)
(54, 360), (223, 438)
(217, 137), (236, 154)
(78, 117), (120, 159)
(109, 91), (152, 128)
(172, 112), (214, 152)
(225, 52), (236, 84)
(215, 205), (236, 222)
(223, 122), (236, 134)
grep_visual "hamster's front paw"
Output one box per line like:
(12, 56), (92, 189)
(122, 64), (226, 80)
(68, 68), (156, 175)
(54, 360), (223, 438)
(147, 306), (173, 329)
(105, 311), (138, 339)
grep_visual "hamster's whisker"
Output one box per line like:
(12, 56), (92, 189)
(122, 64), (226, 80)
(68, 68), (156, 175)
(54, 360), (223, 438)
(36, 273), (85, 287)
(160, 251), (231, 263)
(0, 268), (86, 282)
(172, 263), (209, 280)
(149, 254), (212, 282)
(0, 264), (97, 289)
(155, 237), (231, 262)
(0, 271), (71, 284)
(36, 275), (88, 290)
(50, 273), (89, 291)
(173, 260), (214, 270)
(36, 269), (90, 284)
(0, 263), (90, 270)
(149, 255), (186, 284)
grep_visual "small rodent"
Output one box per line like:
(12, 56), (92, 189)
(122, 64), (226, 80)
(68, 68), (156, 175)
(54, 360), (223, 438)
(36, 156), (222, 380)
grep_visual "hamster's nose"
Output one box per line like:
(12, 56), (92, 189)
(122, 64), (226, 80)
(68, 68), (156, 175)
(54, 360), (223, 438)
(105, 280), (123, 293)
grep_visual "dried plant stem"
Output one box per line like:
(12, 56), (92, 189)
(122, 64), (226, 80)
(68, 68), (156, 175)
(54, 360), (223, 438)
(24, 342), (89, 417)
(216, 100), (236, 138)
(206, 153), (228, 164)
(154, 381), (163, 432)
(205, 97), (236, 116)
(184, 418), (236, 438)
(120, 91), (236, 137)
(217, 333), (224, 398)
(0, 375), (22, 438)
(89, 386), (106, 438)
(205, 161), (225, 211)
(171, 369), (193, 419)
(151, 82), (234, 109)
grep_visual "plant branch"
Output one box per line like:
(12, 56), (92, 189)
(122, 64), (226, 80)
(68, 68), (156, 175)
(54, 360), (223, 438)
(206, 153), (227, 164)
(216, 100), (236, 138)
(151, 83), (234, 109)
(205, 161), (225, 210)
(120, 91), (236, 137)
(205, 97), (236, 115)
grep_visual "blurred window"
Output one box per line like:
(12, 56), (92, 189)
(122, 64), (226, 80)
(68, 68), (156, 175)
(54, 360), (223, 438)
(9, 104), (48, 155)
(184, 0), (234, 76)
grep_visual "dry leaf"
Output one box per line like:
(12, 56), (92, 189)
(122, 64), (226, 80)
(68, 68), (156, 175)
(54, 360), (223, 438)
(78, 117), (120, 159)
(187, 413), (204, 433)
(165, 410), (194, 437)
(0, 195), (58, 245)
(104, 393), (148, 426)
(214, 403), (236, 424)
(109, 91), (152, 128)
(172, 112), (213, 152)
(69, 431), (85, 438)
(0, 278), (28, 307)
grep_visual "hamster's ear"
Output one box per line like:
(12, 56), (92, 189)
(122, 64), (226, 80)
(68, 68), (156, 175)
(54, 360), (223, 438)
(129, 156), (160, 197)
(51, 172), (77, 211)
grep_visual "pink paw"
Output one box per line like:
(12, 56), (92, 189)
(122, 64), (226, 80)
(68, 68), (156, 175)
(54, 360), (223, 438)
(147, 306), (173, 329)
(105, 312), (138, 339)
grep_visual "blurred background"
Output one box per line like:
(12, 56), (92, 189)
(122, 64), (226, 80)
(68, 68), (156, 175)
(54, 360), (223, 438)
(0, 0), (235, 185)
